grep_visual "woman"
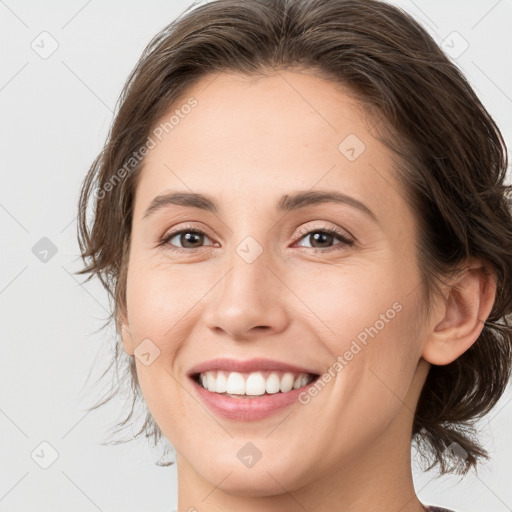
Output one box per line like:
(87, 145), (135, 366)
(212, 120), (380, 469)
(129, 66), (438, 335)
(77, 0), (512, 511)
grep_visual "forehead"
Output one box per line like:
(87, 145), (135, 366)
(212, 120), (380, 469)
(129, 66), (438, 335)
(135, 70), (409, 225)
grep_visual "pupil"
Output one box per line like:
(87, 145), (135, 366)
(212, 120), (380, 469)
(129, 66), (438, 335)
(182, 232), (202, 248)
(179, 231), (333, 249)
(311, 232), (332, 248)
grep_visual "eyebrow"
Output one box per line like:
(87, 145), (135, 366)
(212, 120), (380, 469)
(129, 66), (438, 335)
(142, 190), (378, 222)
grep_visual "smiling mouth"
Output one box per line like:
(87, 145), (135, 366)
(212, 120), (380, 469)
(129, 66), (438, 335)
(192, 370), (320, 398)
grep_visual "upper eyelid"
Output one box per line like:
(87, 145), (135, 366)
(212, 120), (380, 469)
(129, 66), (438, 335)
(163, 222), (348, 237)
(295, 223), (352, 239)
(162, 222), (353, 246)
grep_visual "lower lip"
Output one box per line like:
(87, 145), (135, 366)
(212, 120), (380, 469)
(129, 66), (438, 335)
(190, 376), (319, 421)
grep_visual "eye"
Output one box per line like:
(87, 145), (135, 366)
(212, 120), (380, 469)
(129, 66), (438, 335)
(158, 224), (354, 254)
(293, 226), (354, 252)
(159, 224), (215, 253)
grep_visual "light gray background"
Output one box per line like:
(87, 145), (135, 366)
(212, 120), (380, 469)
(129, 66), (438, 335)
(1, 1), (511, 511)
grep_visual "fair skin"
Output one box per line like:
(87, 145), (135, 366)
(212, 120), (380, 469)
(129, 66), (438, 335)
(119, 69), (496, 512)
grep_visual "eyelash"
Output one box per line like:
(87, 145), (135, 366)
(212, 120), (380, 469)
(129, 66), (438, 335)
(158, 223), (354, 255)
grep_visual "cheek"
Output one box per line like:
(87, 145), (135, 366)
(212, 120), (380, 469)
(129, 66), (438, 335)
(124, 260), (194, 434)
(294, 259), (422, 407)
(286, 255), (414, 346)
(125, 259), (200, 342)
(310, 297), (421, 455)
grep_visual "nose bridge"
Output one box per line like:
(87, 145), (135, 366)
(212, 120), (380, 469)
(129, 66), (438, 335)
(220, 207), (274, 294)
(221, 233), (272, 305)
(203, 230), (288, 338)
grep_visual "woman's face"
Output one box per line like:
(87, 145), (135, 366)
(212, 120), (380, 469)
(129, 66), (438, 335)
(120, 69), (432, 497)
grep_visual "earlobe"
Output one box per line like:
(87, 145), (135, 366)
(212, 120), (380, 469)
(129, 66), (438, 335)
(421, 260), (497, 366)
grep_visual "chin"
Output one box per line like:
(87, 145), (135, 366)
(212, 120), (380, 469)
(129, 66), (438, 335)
(206, 471), (297, 498)
(195, 449), (315, 498)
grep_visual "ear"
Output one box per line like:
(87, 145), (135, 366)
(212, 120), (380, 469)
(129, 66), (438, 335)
(422, 259), (497, 366)
(117, 310), (135, 356)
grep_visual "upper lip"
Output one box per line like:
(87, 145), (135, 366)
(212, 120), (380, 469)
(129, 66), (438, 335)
(187, 358), (320, 376)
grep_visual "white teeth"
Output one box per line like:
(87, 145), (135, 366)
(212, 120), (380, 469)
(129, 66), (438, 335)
(216, 371), (227, 393)
(197, 370), (314, 396)
(280, 372), (295, 392)
(207, 372), (216, 392)
(266, 373), (281, 394)
(245, 372), (266, 395)
(226, 372), (245, 394)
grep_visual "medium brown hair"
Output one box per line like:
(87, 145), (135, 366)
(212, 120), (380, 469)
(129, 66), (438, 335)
(77, 0), (512, 474)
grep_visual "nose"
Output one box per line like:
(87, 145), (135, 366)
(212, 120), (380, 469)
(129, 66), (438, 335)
(202, 245), (289, 341)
